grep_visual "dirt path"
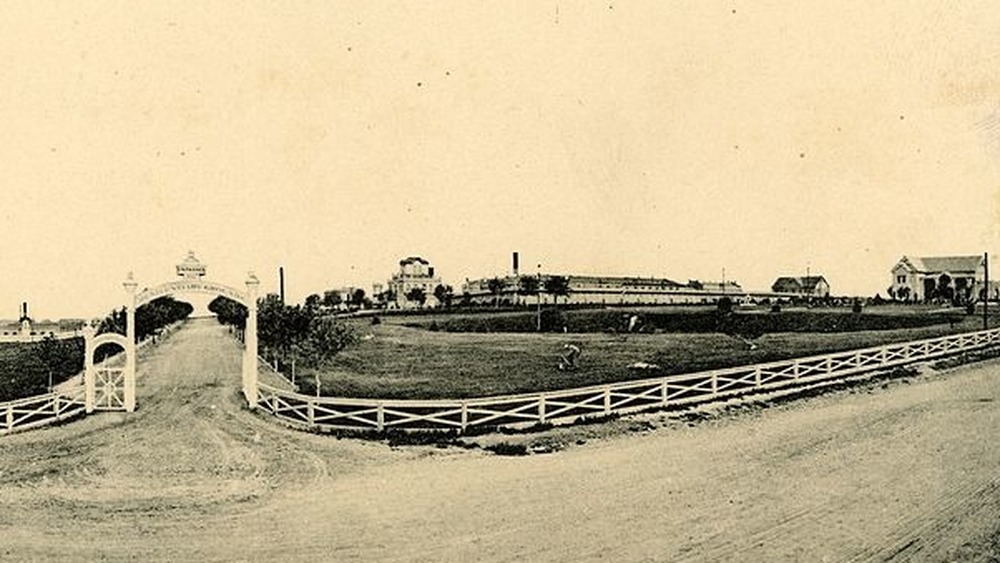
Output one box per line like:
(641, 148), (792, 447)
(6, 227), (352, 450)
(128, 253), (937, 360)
(2, 318), (999, 561)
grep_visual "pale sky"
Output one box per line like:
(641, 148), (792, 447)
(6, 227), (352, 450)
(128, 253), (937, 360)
(2, 2), (1000, 320)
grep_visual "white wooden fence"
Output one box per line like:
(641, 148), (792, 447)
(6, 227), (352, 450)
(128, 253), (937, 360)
(0, 385), (86, 436)
(256, 327), (1000, 433)
(0, 324), (178, 437)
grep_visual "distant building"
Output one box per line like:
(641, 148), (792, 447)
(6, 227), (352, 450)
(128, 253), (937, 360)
(889, 255), (992, 302)
(770, 276), (831, 298)
(461, 273), (744, 307)
(0, 302), (85, 342)
(387, 256), (443, 308)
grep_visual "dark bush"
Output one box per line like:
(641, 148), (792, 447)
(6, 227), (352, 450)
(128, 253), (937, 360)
(539, 309), (567, 332)
(717, 296), (734, 314)
(484, 442), (529, 456)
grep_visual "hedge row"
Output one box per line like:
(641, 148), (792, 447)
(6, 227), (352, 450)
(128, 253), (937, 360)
(408, 309), (966, 335)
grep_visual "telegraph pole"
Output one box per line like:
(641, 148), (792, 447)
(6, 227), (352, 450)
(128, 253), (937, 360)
(536, 264), (542, 332)
(984, 252), (989, 330)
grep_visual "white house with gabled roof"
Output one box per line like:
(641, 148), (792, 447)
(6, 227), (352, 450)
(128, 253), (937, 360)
(890, 255), (985, 302)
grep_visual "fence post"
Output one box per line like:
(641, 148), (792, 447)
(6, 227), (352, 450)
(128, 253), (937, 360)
(460, 401), (468, 432)
(376, 402), (384, 432)
(711, 373), (718, 395)
(755, 367), (762, 387)
(661, 379), (668, 407)
(307, 400), (315, 427)
(5, 405), (12, 431)
(539, 394), (547, 424)
(603, 386), (612, 414)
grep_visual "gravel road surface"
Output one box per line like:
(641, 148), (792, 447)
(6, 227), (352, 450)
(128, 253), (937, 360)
(2, 318), (998, 561)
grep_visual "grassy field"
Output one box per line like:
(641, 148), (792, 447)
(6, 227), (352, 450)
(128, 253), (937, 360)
(304, 310), (993, 400)
(392, 304), (968, 334)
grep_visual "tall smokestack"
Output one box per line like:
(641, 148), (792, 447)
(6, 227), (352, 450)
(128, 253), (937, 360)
(21, 302), (27, 320)
(279, 267), (285, 305)
(512, 252), (519, 276)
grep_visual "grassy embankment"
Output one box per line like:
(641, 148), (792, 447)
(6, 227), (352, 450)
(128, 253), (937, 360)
(305, 306), (991, 400)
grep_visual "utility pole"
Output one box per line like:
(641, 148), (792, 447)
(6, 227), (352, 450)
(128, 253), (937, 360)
(984, 252), (989, 330)
(279, 266), (285, 305)
(536, 264), (542, 332)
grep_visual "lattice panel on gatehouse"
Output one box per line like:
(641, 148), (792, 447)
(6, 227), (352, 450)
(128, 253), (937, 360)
(94, 367), (126, 411)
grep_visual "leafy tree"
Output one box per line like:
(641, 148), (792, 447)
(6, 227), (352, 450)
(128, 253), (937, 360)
(297, 316), (359, 368)
(517, 276), (540, 297)
(37, 335), (83, 390)
(543, 275), (571, 307)
(350, 288), (367, 310)
(487, 277), (507, 308)
(208, 295), (248, 336)
(937, 273), (954, 302)
(322, 290), (343, 309)
(405, 287), (427, 308)
(377, 289), (396, 309)
(256, 293), (319, 369)
(97, 307), (127, 336)
(304, 293), (322, 312)
(433, 284), (454, 308)
(954, 277), (971, 305)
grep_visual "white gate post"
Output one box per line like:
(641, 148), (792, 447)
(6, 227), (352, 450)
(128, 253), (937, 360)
(244, 272), (260, 408)
(123, 272), (138, 412)
(83, 325), (96, 413)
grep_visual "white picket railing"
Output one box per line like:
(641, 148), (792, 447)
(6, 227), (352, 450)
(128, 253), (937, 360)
(0, 385), (86, 436)
(256, 327), (1000, 433)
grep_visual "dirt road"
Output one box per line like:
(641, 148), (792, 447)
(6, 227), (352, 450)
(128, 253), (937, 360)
(2, 318), (998, 561)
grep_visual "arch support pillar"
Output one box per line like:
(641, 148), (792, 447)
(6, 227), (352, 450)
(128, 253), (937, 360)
(243, 272), (260, 408)
(83, 325), (96, 413)
(123, 273), (138, 412)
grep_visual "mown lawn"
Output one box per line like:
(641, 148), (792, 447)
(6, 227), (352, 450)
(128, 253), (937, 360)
(305, 313), (991, 400)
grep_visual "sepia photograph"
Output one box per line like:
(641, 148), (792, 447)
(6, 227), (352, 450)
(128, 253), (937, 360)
(2, 2), (1000, 560)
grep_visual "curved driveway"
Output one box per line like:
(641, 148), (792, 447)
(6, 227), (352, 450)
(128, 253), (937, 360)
(1, 318), (998, 561)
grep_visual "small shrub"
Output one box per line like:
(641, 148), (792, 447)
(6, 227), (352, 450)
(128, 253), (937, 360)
(717, 296), (734, 314)
(770, 303), (782, 313)
(539, 309), (567, 332)
(484, 442), (529, 456)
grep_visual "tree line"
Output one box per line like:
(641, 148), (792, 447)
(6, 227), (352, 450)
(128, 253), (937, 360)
(209, 294), (357, 374)
(95, 296), (195, 341)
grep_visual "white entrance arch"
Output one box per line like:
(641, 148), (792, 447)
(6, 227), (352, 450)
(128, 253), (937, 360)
(89, 253), (261, 412)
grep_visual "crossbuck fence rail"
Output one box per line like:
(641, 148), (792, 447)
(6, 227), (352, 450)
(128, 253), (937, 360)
(0, 386), (86, 436)
(256, 327), (1000, 433)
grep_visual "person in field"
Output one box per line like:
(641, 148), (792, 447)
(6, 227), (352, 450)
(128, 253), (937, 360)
(559, 343), (581, 371)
